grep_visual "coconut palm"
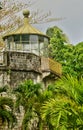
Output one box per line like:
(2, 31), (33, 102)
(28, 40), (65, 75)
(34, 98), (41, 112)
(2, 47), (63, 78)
(41, 75), (83, 130)
(0, 87), (17, 129)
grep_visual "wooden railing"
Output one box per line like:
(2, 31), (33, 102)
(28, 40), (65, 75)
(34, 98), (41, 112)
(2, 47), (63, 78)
(41, 57), (62, 76)
(49, 58), (62, 76)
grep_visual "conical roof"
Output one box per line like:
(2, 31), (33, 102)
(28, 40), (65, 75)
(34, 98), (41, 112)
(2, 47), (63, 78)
(3, 10), (47, 38)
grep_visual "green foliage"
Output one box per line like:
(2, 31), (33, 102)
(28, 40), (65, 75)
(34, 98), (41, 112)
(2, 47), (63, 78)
(14, 80), (43, 130)
(72, 42), (83, 78)
(14, 77), (83, 130)
(46, 26), (69, 43)
(14, 80), (42, 111)
(46, 26), (83, 78)
(0, 109), (16, 128)
(0, 88), (17, 129)
(0, 77), (82, 130)
(41, 76), (83, 130)
(0, 86), (7, 93)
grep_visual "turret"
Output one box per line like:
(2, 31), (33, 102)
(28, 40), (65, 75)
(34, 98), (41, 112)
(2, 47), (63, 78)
(3, 10), (49, 57)
(0, 10), (62, 87)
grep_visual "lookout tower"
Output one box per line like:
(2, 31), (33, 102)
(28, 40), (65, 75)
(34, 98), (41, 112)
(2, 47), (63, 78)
(0, 10), (62, 87)
(3, 10), (49, 57)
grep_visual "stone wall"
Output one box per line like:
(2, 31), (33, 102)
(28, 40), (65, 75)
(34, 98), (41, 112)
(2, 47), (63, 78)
(8, 51), (41, 72)
(0, 71), (10, 87)
(10, 71), (41, 87)
(0, 51), (42, 87)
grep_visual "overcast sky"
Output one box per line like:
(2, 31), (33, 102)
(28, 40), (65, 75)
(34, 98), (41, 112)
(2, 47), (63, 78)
(31, 0), (83, 44)
(1, 0), (83, 44)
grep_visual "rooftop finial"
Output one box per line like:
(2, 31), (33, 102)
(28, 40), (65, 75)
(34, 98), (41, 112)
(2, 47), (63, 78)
(23, 10), (30, 18)
(23, 10), (30, 25)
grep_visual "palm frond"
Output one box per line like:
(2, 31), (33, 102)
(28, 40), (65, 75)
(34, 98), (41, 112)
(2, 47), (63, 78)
(41, 75), (83, 129)
(0, 97), (14, 110)
(0, 109), (17, 128)
(0, 86), (7, 93)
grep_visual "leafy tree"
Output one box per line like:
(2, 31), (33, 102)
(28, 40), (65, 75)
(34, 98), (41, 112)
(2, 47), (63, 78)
(46, 26), (69, 42)
(46, 26), (73, 74)
(0, 87), (17, 129)
(46, 26), (71, 63)
(72, 42), (83, 78)
(41, 75), (83, 130)
(46, 26), (83, 78)
(14, 80), (44, 130)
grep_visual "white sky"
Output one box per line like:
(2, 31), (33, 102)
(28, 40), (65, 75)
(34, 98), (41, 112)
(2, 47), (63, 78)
(1, 0), (83, 44)
(32, 0), (83, 44)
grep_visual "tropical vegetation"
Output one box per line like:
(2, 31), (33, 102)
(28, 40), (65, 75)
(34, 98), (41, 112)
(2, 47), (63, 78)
(0, 87), (16, 129)
(0, 3), (83, 129)
(46, 26), (83, 78)
(41, 75), (83, 130)
(13, 80), (44, 130)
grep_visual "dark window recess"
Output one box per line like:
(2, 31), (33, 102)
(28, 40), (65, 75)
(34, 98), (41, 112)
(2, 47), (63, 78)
(14, 35), (20, 42)
(22, 34), (29, 44)
(39, 36), (44, 42)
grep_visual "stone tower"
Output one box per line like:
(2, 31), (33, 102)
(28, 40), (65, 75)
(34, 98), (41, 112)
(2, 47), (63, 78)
(0, 10), (62, 87)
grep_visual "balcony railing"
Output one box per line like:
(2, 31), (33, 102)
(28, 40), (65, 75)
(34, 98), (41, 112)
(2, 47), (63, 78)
(41, 57), (62, 76)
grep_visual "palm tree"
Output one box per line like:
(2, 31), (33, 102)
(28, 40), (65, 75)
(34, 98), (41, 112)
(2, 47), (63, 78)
(41, 75), (83, 130)
(0, 87), (17, 129)
(14, 80), (44, 130)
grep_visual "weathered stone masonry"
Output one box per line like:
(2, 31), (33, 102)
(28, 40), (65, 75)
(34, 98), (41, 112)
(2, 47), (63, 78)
(0, 51), (42, 87)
